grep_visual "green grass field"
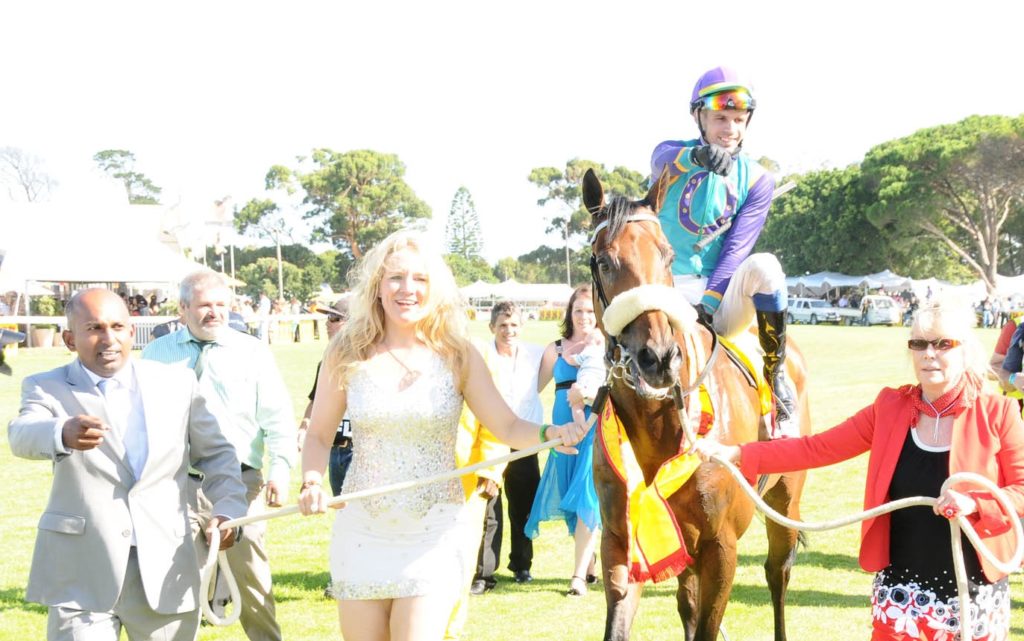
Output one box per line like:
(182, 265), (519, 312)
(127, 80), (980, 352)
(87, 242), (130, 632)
(1, 322), (1021, 640)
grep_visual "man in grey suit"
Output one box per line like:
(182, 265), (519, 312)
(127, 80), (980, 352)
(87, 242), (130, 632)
(8, 288), (248, 641)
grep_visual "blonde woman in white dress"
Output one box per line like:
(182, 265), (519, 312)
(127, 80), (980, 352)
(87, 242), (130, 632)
(298, 230), (586, 641)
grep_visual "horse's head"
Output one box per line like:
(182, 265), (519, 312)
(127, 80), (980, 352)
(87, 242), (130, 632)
(584, 168), (695, 397)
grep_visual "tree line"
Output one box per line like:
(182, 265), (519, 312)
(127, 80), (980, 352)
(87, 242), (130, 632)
(759, 115), (1024, 290)
(2, 114), (1022, 300)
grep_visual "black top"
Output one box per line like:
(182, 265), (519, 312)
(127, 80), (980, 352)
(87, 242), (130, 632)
(886, 428), (987, 598)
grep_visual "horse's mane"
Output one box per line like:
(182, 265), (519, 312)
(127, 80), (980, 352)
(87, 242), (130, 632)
(601, 195), (639, 243)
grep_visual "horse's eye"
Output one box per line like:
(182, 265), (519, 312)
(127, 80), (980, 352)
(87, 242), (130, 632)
(597, 256), (611, 273)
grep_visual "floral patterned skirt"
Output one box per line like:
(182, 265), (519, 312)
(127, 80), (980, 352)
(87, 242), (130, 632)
(870, 567), (1010, 640)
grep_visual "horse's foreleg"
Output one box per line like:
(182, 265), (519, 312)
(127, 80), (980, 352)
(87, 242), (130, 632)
(762, 475), (804, 641)
(693, 534), (739, 641)
(676, 567), (699, 641)
(601, 527), (643, 641)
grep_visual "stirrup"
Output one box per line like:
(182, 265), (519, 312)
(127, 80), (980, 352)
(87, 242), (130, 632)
(770, 395), (799, 439)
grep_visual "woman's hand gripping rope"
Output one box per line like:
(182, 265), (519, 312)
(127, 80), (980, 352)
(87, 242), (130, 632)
(199, 414), (597, 626)
(691, 439), (1024, 639)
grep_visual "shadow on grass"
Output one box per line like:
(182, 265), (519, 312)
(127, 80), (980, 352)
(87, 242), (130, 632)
(640, 581), (867, 608)
(412, 573), (868, 609)
(271, 571), (332, 601)
(0, 587), (46, 614)
(738, 550), (860, 570)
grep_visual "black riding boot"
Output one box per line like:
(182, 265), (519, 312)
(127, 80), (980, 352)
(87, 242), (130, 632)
(756, 310), (797, 438)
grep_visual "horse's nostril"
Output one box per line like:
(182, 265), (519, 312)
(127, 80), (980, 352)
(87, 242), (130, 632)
(637, 347), (659, 371)
(667, 343), (682, 369)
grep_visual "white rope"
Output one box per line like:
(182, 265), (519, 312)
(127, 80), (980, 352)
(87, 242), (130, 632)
(200, 425), (1023, 636)
(199, 430), (584, 625)
(707, 454), (1024, 639)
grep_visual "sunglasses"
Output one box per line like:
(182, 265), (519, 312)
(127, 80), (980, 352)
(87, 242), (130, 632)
(907, 338), (961, 351)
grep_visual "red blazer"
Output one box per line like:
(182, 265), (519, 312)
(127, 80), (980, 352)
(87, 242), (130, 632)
(740, 385), (1024, 581)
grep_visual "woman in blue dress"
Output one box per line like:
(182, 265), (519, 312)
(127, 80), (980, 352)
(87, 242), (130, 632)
(526, 284), (603, 596)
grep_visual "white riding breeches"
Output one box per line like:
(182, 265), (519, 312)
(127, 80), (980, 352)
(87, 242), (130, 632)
(673, 253), (786, 339)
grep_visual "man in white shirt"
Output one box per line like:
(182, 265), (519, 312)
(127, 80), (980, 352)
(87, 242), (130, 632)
(470, 301), (544, 593)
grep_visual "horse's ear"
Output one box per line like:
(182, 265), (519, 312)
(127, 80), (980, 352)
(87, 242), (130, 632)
(646, 167), (670, 213)
(582, 168), (604, 216)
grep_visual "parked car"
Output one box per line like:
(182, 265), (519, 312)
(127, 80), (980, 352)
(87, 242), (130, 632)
(788, 298), (842, 325)
(860, 294), (902, 326)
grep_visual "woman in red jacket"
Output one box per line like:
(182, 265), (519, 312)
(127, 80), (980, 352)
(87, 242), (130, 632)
(697, 298), (1024, 641)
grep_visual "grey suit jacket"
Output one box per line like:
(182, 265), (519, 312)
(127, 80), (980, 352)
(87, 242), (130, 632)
(8, 358), (248, 614)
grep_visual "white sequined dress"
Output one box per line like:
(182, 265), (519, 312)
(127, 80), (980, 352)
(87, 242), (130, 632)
(329, 353), (473, 600)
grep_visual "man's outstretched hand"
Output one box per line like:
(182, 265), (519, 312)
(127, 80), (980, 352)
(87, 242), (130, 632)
(691, 144), (733, 176)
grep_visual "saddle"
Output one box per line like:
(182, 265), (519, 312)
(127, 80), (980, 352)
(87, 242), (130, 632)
(682, 320), (774, 441)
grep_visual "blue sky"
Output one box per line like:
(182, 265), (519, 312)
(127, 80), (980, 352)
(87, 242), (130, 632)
(1, 0), (1022, 261)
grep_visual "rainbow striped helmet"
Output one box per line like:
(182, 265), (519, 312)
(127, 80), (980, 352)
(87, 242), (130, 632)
(689, 66), (756, 113)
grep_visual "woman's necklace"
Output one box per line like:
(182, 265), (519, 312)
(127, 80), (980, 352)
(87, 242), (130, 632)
(922, 396), (956, 441)
(385, 345), (420, 390)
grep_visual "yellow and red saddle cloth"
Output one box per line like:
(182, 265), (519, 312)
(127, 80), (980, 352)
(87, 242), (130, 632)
(596, 334), (772, 584)
(596, 397), (705, 584)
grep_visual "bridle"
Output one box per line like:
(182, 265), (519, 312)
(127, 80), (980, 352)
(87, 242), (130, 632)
(589, 210), (721, 449)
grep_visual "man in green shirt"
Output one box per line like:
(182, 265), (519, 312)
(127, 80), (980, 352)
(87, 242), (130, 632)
(143, 271), (295, 641)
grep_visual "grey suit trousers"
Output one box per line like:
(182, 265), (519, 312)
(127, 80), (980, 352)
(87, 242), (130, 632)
(47, 548), (199, 641)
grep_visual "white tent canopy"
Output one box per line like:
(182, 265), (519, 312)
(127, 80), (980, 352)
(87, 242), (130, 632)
(460, 280), (497, 299)
(0, 202), (203, 293)
(786, 270), (1024, 302)
(460, 279), (573, 306)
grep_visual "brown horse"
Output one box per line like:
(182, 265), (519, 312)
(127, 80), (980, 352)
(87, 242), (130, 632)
(582, 168), (811, 641)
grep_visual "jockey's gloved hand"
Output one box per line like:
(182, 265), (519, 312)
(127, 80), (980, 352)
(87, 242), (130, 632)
(691, 144), (733, 176)
(695, 304), (715, 329)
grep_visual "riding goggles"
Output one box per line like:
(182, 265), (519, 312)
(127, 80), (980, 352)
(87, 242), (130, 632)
(907, 338), (961, 351)
(690, 90), (755, 112)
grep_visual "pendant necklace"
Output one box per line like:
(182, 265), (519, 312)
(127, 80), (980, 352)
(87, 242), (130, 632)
(385, 345), (420, 390)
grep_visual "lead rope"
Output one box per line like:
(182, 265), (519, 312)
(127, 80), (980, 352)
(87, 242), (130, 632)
(707, 456), (1024, 640)
(200, 428), (1022, 638)
(199, 426), (594, 626)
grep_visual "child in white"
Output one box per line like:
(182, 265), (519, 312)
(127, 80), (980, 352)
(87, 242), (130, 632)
(565, 334), (606, 430)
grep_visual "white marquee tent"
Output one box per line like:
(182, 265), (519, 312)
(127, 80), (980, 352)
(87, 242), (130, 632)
(0, 202), (206, 311)
(460, 279), (574, 306)
(786, 270), (1024, 302)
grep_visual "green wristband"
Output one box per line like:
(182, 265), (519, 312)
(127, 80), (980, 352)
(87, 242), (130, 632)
(540, 423), (552, 443)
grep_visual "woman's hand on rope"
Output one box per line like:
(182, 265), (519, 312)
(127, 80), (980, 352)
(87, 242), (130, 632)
(692, 439), (741, 465)
(935, 488), (978, 520)
(298, 478), (337, 515)
(546, 421), (587, 455)
(206, 516), (237, 550)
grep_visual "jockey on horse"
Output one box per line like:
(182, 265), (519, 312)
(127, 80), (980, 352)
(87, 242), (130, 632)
(650, 65), (797, 438)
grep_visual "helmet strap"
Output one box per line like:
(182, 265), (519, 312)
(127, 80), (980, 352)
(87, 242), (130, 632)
(695, 107), (707, 143)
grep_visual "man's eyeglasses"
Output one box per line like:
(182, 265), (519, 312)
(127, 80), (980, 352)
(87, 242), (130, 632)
(326, 314), (346, 324)
(907, 338), (961, 351)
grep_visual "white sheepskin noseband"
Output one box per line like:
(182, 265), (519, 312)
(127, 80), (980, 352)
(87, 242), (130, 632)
(600, 284), (697, 337)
